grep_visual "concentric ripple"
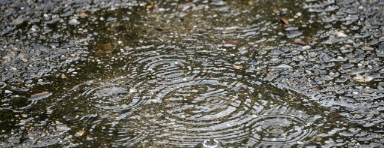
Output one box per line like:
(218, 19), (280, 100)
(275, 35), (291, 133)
(64, 76), (149, 115)
(111, 48), (321, 147)
(158, 78), (253, 120)
(47, 75), (152, 145)
(132, 51), (202, 83)
(246, 106), (321, 147)
(134, 77), (258, 146)
(52, 47), (321, 147)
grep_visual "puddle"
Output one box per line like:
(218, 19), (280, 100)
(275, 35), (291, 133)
(1, 0), (384, 147)
(47, 41), (323, 147)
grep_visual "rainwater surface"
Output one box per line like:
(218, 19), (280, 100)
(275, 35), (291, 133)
(0, 0), (384, 147)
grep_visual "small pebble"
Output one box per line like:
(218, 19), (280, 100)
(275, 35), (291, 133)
(335, 31), (347, 38)
(68, 18), (80, 25)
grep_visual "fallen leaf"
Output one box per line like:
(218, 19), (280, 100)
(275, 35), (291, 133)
(234, 65), (243, 69)
(21, 58), (28, 62)
(224, 39), (239, 47)
(178, 2), (194, 9)
(248, 1), (253, 6)
(333, 112), (341, 118)
(280, 18), (289, 25)
(293, 39), (306, 46)
(79, 12), (87, 18)
(30, 91), (49, 98)
(30, 91), (51, 101)
(226, 39), (239, 45)
(146, 4), (153, 9)
(272, 8), (279, 13)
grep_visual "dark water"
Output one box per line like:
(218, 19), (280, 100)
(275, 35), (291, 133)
(1, 0), (384, 147)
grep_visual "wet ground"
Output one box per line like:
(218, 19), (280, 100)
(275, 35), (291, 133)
(1, 0), (384, 147)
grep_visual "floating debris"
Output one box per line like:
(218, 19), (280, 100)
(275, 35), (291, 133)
(272, 8), (279, 13)
(294, 39), (306, 46)
(280, 18), (289, 25)
(30, 91), (51, 101)
(224, 39), (239, 47)
(234, 65), (243, 69)
(248, 1), (254, 6)
(79, 12), (87, 18)
(21, 58), (28, 62)
(333, 112), (341, 118)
